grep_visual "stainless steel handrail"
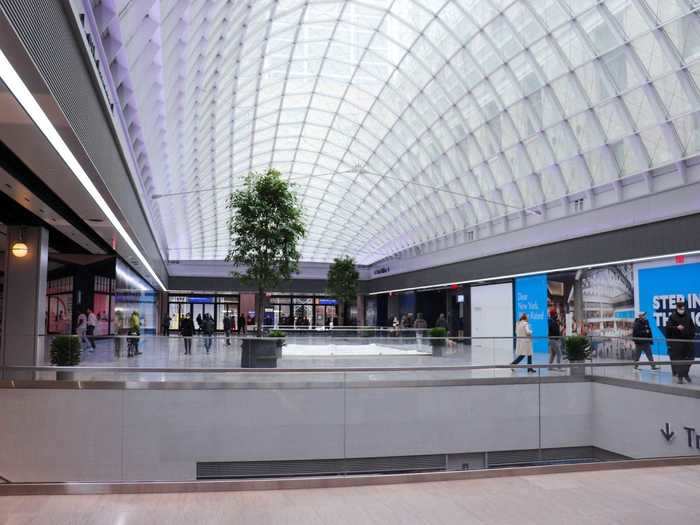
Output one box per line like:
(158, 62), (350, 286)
(3, 360), (697, 374)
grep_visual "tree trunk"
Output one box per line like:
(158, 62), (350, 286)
(256, 289), (264, 337)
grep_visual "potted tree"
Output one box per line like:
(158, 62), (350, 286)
(50, 335), (81, 380)
(226, 169), (305, 367)
(429, 327), (448, 357)
(326, 256), (359, 328)
(563, 335), (592, 376)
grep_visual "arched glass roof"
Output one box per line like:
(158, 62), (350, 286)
(93, 0), (700, 263)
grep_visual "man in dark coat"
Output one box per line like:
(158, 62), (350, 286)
(548, 309), (562, 368)
(223, 313), (232, 346)
(180, 313), (194, 355)
(632, 312), (658, 370)
(202, 313), (215, 353)
(665, 300), (696, 383)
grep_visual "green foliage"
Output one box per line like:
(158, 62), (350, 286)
(563, 335), (592, 362)
(268, 330), (286, 338)
(326, 256), (359, 307)
(226, 169), (306, 292)
(429, 326), (447, 347)
(429, 327), (448, 338)
(50, 335), (81, 366)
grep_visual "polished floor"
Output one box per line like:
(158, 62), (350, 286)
(1, 465), (699, 524)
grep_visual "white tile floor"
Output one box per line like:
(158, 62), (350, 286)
(34, 335), (700, 389)
(1, 465), (699, 524)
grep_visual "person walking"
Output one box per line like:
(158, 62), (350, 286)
(511, 313), (536, 373)
(180, 313), (194, 355)
(86, 307), (97, 352)
(161, 314), (171, 337)
(76, 311), (89, 353)
(414, 312), (427, 349)
(665, 300), (696, 384)
(203, 313), (214, 353)
(128, 310), (141, 357)
(632, 311), (658, 371)
(548, 309), (563, 369)
(223, 313), (232, 346)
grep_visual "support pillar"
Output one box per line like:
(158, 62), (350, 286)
(356, 294), (365, 327)
(1, 226), (48, 377)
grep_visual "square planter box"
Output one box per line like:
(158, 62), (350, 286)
(241, 338), (283, 368)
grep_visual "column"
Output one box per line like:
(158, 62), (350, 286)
(1, 226), (49, 377)
(356, 294), (365, 327)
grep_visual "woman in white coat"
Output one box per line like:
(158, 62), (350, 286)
(511, 313), (536, 373)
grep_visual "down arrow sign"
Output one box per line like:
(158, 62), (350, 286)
(661, 423), (675, 442)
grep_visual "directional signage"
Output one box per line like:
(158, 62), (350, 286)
(660, 422), (675, 442)
(659, 422), (700, 450)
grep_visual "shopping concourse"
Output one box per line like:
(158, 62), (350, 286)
(1, 0), (700, 522)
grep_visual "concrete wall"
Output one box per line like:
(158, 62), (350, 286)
(592, 383), (700, 459)
(0, 380), (696, 483)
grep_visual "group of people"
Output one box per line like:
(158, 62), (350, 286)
(76, 308), (142, 357)
(176, 312), (247, 355)
(511, 301), (696, 382)
(75, 308), (98, 353)
(391, 313), (447, 334)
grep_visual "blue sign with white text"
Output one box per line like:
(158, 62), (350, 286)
(637, 262), (700, 355)
(514, 274), (548, 353)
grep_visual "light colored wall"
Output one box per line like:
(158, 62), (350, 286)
(470, 282), (514, 339)
(592, 383), (700, 459)
(0, 381), (697, 483)
(122, 389), (345, 481)
(0, 389), (123, 482)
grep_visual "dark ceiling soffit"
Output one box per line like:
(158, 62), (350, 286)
(366, 212), (700, 294)
(0, 188), (89, 254)
(0, 141), (113, 253)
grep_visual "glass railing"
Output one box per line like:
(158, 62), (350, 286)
(0, 334), (696, 392)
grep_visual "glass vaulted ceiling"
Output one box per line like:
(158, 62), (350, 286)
(96, 0), (700, 263)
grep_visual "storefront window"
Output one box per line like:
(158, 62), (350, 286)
(47, 277), (73, 334)
(113, 260), (157, 335)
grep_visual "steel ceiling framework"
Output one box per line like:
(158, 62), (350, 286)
(88, 0), (700, 263)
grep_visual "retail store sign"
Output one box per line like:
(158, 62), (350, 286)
(189, 296), (214, 304)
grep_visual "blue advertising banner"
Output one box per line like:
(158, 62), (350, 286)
(514, 274), (548, 353)
(637, 262), (700, 355)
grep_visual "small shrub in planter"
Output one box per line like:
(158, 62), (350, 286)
(50, 335), (81, 380)
(429, 327), (448, 346)
(563, 335), (592, 362)
(268, 329), (286, 346)
(50, 335), (81, 366)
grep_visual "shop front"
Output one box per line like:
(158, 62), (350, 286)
(167, 294), (240, 332)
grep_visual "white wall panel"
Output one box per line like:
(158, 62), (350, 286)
(470, 282), (514, 341)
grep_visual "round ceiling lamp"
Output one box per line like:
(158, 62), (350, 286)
(11, 241), (28, 258)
